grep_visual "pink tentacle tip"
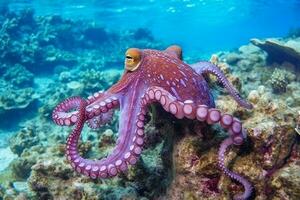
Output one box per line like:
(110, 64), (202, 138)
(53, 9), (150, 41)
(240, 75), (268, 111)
(218, 138), (252, 200)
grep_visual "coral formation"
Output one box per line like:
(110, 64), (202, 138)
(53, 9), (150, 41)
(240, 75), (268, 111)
(0, 86), (35, 112)
(269, 68), (295, 93)
(251, 38), (300, 69)
(271, 163), (300, 199)
(0, 7), (162, 75)
(3, 64), (34, 88)
(0, 63), (35, 115)
(0, 7), (162, 123)
(9, 126), (39, 156)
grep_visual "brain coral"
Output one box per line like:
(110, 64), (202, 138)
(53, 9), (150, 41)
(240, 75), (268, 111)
(269, 68), (294, 93)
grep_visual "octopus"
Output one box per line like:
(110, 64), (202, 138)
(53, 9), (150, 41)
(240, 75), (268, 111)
(52, 46), (253, 200)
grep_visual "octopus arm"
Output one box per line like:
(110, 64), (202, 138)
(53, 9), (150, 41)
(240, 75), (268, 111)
(143, 86), (252, 200)
(53, 91), (119, 127)
(219, 137), (253, 200)
(190, 61), (253, 109)
(56, 80), (147, 179)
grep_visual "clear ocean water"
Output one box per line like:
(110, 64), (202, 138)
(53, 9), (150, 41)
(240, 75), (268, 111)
(4, 0), (300, 54)
(0, 0), (300, 199)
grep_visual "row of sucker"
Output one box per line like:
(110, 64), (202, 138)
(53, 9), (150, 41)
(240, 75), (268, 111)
(52, 96), (81, 126)
(65, 97), (147, 179)
(122, 106), (147, 167)
(143, 87), (198, 119)
(143, 87), (245, 143)
(85, 93), (119, 129)
(143, 86), (251, 199)
(52, 93), (119, 126)
(86, 91), (104, 104)
(64, 96), (119, 179)
(195, 105), (245, 145)
(85, 96), (119, 120)
(96, 102), (147, 178)
(218, 138), (253, 200)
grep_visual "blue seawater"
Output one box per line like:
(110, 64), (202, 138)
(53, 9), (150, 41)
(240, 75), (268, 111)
(4, 0), (300, 55)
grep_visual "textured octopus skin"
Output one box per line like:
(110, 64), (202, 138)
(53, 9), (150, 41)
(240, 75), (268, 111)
(52, 46), (253, 200)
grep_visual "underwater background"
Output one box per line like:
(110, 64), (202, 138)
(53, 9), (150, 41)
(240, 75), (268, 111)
(0, 0), (300, 199)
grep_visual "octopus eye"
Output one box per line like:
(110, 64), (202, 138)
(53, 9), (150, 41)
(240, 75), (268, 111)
(125, 48), (142, 71)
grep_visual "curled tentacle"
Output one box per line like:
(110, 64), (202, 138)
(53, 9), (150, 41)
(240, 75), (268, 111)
(195, 106), (246, 145)
(52, 91), (104, 126)
(52, 96), (84, 126)
(143, 86), (247, 144)
(144, 86), (248, 145)
(190, 61), (253, 109)
(65, 80), (148, 179)
(52, 93), (119, 127)
(218, 137), (253, 200)
(66, 102), (147, 179)
(195, 105), (252, 199)
(85, 95), (119, 120)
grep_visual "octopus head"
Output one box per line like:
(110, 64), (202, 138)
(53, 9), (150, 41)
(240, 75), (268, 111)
(125, 48), (142, 72)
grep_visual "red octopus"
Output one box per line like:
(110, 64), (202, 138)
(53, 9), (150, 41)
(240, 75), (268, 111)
(53, 46), (253, 200)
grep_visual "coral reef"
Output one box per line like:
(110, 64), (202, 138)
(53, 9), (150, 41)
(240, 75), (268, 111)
(269, 68), (295, 93)
(270, 163), (300, 199)
(0, 86), (35, 112)
(0, 8), (162, 75)
(0, 63), (35, 115)
(9, 126), (40, 156)
(0, 7), (161, 125)
(3, 64), (34, 88)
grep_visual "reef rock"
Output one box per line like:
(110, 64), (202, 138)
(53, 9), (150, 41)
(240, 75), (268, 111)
(271, 163), (300, 199)
(0, 86), (35, 112)
(251, 37), (300, 68)
(269, 68), (295, 93)
(9, 126), (40, 156)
